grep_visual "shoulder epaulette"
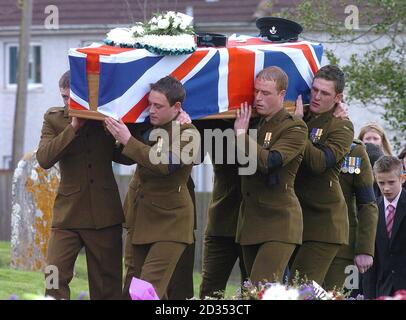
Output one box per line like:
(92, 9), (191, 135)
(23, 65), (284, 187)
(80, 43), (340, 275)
(47, 107), (64, 114)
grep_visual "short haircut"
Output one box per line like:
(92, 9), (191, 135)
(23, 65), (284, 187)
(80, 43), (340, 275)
(314, 65), (345, 94)
(373, 155), (403, 177)
(256, 66), (288, 93)
(59, 70), (70, 89)
(150, 76), (186, 106)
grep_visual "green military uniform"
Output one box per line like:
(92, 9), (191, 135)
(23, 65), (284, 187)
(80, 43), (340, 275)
(122, 125), (197, 300)
(36, 107), (131, 300)
(197, 119), (247, 299)
(166, 177), (196, 300)
(236, 108), (308, 284)
(324, 140), (378, 290)
(123, 177), (196, 300)
(290, 109), (354, 285)
(121, 120), (200, 299)
(200, 163), (248, 299)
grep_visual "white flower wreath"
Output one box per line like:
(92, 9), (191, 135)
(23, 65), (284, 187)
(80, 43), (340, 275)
(104, 11), (197, 55)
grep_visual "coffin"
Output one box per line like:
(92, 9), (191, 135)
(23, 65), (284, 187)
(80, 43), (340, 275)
(68, 35), (323, 122)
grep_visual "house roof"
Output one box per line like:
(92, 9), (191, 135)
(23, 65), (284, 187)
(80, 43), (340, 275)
(0, 0), (383, 33)
(0, 0), (268, 27)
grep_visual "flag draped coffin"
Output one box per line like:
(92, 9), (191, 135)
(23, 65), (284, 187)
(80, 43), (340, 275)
(68, 35), (323, 123)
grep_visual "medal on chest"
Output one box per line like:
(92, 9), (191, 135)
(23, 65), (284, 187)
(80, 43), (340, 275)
(263, 132), (272, 148)
(310, 128), (323, 143)
(156, 137), (163, 157)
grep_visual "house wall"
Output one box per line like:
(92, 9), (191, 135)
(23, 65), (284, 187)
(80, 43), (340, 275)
(0, 31), (107, 169)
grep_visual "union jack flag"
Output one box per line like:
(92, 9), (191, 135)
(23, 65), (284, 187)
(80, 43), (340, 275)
(68, 35), (323, 123)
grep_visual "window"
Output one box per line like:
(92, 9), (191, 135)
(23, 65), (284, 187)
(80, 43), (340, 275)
(6, 44), (42, 86)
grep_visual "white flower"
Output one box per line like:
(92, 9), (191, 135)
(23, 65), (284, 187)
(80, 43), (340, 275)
(177, 12), (194, 26)
(106, 28), (135, 45)
(150, 17), (158, 24)
(261, 284), (300, 300)
(158, 18), (170, 30)
(134, 34), (196, 52)
(172, 16), (181, 29)
(179, 22), (188, 30)
(131, 25), (145, 36)
(150, 24), (158, 31)
(166, 11), (176, 19)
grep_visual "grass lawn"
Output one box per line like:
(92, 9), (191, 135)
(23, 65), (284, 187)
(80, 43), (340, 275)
(0, 241), (238, 300)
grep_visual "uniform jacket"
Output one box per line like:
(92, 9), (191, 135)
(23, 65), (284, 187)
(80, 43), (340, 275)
(337, 140), (378, 259)
(236, 108), (308, 245)
(123, 121), (200, 245)
(205, 163), (242, 237)
(36, 107), (131, 229)
(295, 110), (354, 244)
(196, 119), (242, 238)
(363, 189), (406, 298)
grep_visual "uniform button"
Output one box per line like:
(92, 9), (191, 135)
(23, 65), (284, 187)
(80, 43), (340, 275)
(90, 179), (94, 184)
(246, 192), (250, 196)
(392, 270), (395, 274)
(88, 164), (92, 169)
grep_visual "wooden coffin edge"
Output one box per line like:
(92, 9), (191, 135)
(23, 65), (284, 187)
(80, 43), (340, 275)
(68, 73), (301, 120)
(69, 101), (300, 121)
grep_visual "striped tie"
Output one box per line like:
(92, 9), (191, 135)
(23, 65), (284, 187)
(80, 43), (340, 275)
(386, 204), (395, 238)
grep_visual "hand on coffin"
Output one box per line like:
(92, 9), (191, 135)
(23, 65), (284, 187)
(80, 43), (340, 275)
(176, 108), (192, 125)
(294, 94), (304, 118)
(71, 117), (87, 131)
(104, 117), (132, 146)
(354, 254), (373, 274)
(333, 101), (349, 119)
(234, 102), (252, 136)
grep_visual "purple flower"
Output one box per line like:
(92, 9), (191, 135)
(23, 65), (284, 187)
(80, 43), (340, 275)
(76, 292), (88, 300)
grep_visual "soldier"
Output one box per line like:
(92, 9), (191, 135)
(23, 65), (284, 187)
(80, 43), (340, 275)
(233, 66), (308, 284)
(105, 76), (200, 299)
(195, 118), (247, 299)
(121, 129), (196, 300)
(199, 162), (247, 298)
(324, 139), (378, 291)
(36, 71), (133, 300)
(122, 177), (196, 300)
(290, 65), (354, 285)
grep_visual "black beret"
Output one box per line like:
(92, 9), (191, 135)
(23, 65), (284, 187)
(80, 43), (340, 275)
(256, 17), (303, 42)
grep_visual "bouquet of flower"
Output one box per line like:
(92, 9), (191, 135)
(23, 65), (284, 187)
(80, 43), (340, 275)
(104, 11), (196, 55)
(231, 279), (349, 301)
